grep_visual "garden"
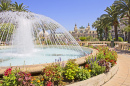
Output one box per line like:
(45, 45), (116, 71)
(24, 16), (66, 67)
(0, 46), (118, 86)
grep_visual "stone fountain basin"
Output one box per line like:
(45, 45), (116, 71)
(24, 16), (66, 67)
(0, 46), (94, 76)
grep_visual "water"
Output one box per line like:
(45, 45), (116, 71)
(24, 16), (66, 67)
(0, 47), (91, 66)
(0, 11), (91, 67)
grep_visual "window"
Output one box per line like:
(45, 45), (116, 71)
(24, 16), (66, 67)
(80, 30), (83, 33)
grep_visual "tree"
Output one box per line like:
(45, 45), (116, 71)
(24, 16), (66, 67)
(92, 18), (104, 41)
(79, 37), (86, 41)
(100, 14), (112, 40)
(104, 5), (120, 41)
(12, 2), (29, 12)
(0, 0), (11, 11)
(114, 0), (130, 43)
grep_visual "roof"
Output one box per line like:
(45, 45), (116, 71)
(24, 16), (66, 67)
(79, 26), (85, 29)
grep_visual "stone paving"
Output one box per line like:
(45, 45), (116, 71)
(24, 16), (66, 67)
(103, 51), (130, 86)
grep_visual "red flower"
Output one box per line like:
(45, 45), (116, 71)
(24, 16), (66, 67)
(85, 64), (89, 68)
(27, 73), (31, 76)
(4, 68), (12, 76)
(47, 81), (53, 86)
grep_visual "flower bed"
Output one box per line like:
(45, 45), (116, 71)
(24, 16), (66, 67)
(0, 46), (118, 86)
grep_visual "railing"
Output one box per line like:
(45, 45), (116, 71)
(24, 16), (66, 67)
(78, 41), (130, 51)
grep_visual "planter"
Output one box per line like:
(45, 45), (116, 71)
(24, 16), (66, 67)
(66, 63), (118, 86)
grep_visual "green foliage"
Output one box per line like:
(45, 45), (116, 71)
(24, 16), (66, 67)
(96, 51), (105, 60)
(0, 1), (11, 11)
(114, 37), (123, 42)
(12, 2), (29, 12)
(79, 37), (86, 41)
(90, 61), (106, 76)
(124, 26), (130, 32)
(64, 59), (79, 80)
(107, 32), (112, 41)
(0, 68), (40, 86)
(85, 36), (99, 41)
(76, 68), (91, 81)
(0, 23), (15, 42)
(118, 37), (123, 42)
(1, 71), (17, 86)
(0, 1), (29, 12)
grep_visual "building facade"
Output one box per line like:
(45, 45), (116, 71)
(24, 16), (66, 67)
(110, 23), (128, 41)
(69, 24), (97, 39)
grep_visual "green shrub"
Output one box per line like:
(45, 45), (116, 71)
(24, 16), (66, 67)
(114, 37), (123, 42)
(90, 61), (106, 76)
(64, 59), (79, 81)
(79, 37), (86, 41)
(118, 37), (123, 42)
(76, 68), (91, 81)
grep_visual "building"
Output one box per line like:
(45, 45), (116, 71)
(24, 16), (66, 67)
(110, 22), (128, 41)
(69, 24), (97, 39)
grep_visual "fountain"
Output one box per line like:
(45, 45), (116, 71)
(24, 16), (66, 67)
(0, 11), (91, 66)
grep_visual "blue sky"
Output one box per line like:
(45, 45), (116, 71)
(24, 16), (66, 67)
(11, 0), (115, 31)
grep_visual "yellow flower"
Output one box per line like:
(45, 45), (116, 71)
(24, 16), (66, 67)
(89, 69), (91, 72)
(37, 80), (40, 83)
(40, 85), (42, 86)
(31, 82), (33, 84)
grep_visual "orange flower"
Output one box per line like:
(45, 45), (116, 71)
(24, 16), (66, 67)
(41, 78), (44, 81)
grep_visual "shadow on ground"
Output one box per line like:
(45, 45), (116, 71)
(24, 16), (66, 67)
(116, 50), (130, 55)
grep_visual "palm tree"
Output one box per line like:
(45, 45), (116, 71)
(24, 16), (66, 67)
(114, 0), (130, 43)
(100, 14), (112, 40)
(92, 18), (104, 41)
(0, 1), (11, 11)
(104, 5), (120, 41)
(12, 2), (29, 12)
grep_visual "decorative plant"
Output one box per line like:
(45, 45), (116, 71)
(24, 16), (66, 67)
(0, 68), (17, 86)
(15, 71), (32, 86)
(64, 59), (79, 81)
(98, 59), (111, 72)
(0, 68), (35, 86)
(42, 63), (63, 85)
(31, 76), (44, 86)
(90, 61), (106, 76)
(76, 68), (91, 81)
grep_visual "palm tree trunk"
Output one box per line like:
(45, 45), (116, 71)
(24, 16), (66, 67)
(128, 32), (130, 43)
(105, 28), (108, 40)
(114, 25), (118, 41)
(128, 16), (130, 43)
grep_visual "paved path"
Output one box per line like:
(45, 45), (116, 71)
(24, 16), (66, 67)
(103, 51), (130, 86)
